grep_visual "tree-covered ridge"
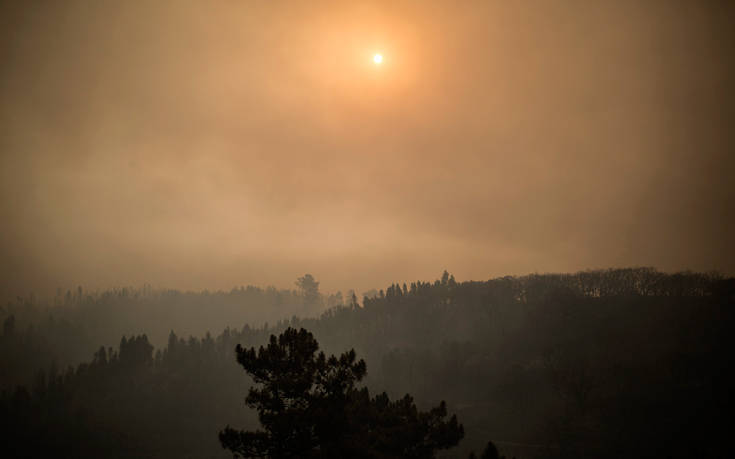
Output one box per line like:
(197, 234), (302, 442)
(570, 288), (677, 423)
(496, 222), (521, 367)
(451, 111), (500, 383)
(1, 268), (733, 458)
(0, 279), (342, 389)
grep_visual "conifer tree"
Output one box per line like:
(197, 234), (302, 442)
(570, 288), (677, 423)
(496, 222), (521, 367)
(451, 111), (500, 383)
(220, 327), (464, 458)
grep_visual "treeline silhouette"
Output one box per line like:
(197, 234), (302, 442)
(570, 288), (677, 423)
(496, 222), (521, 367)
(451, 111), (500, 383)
(1, 268), (733, 458)
(0, 274), (336, 390)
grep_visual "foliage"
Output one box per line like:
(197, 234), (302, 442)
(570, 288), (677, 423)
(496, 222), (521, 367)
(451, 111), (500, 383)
(0, 276), (337, 384)
(295, 274), (321, 310)
(468, 441), (511, 459)
(220, 327), (464, 458)
(1, 268), (733, 458)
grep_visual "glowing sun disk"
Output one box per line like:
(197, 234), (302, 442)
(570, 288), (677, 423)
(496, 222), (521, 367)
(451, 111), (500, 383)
(373, 53), (383, 64)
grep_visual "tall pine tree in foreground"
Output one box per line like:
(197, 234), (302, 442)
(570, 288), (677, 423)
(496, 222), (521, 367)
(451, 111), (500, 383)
(220, 327), (465, 458)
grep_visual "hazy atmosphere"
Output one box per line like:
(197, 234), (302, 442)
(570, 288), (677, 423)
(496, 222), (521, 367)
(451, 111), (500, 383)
(2, 2), (735, 458)
(2, 0), (734, 300)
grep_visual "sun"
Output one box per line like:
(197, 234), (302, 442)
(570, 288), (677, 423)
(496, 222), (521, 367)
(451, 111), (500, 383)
(373, 53), (383, 64)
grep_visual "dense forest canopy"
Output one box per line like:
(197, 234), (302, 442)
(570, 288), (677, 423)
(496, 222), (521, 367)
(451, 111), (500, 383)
(2, 268), (733, 458)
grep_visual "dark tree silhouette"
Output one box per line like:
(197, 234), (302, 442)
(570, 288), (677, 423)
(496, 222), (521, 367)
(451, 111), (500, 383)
(468, 440), (513, 459)
(2, 269), (732, 458)
(295, 274), (321, 311)
(219, 327), (464, 458)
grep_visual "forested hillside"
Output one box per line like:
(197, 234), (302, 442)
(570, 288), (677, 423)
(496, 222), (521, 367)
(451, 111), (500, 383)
(2, 268), (733, 458)
(0, 274), (334, 389)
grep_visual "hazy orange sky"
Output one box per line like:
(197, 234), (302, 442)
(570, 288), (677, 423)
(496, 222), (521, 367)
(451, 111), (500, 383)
(1, 0), (733, 300)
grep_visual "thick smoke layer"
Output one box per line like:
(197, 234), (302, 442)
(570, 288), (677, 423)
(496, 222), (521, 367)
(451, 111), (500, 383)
(1, 1), (733, 299)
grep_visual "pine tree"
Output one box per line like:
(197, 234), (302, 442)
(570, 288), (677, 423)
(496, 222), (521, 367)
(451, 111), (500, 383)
(220, 327), (464, 458)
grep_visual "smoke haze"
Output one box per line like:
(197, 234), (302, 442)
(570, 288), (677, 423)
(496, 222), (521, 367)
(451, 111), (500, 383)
(2, 0), (734, 299)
